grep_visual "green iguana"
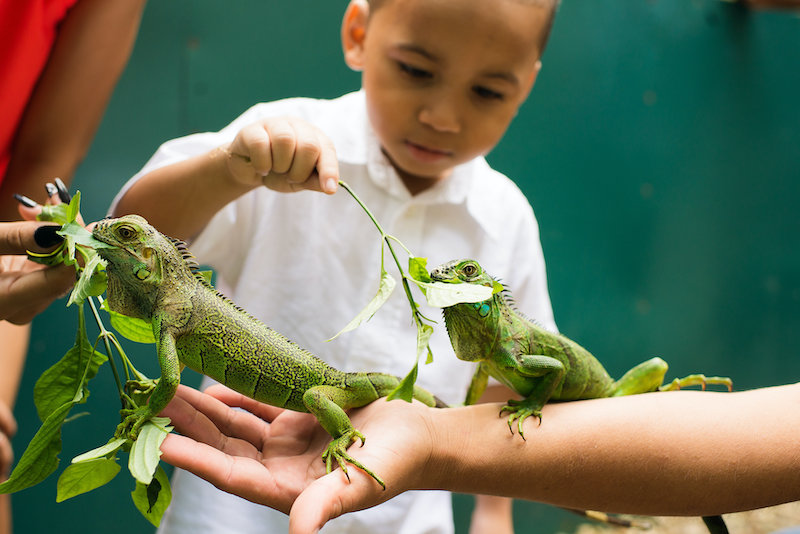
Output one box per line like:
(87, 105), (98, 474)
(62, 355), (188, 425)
(430, 258), (733, 533)
(430, 259), (732, 432)
(92, 214), (443, 488)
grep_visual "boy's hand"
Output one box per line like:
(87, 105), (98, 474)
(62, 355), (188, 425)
(225, 117), (339, 195)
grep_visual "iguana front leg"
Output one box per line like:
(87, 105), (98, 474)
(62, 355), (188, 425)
(500, 354), (565, 439)
(302, 385), (385, 489)
(116, 315), (181, 440)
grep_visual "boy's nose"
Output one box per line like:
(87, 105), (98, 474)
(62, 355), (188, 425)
(418, 99), (461, 133)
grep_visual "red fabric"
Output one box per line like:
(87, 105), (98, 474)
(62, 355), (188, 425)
(0, 0), (79, 183)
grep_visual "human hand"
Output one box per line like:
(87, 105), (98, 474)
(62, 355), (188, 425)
(159, 384), (437, 533)
(0, 220), (75, 324)
(225, 117), (339, 195)
(0, 401), (17, 479)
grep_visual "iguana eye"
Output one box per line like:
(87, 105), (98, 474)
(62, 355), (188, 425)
(116, 224), (136, 240)
(462, 263), (478, 277)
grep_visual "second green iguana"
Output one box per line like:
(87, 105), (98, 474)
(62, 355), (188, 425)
(430, 259), (732, 433)
(92, 215), (444, 488)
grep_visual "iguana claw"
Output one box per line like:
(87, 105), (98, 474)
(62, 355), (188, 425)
(114, 406), (152, 441)
(500, 399), (543, 440)
(322, 429), (386, 489)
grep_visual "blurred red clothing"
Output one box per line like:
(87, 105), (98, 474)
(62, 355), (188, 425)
(0, 0), (79, 183)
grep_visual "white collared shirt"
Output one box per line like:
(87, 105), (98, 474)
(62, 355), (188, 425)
(113, 91), (555, 534)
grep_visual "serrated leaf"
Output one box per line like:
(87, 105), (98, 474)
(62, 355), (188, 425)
(34, 306), (107, 422)
(71, 437), (127, 464)
(128, 419), (172, 485)
(386, 363), (418, 403)
(131, 465), (172, 527)
(328, 269), (396, 340)
(101, 299), (155, 344)
(56, 458), (120, 502)
(411, 280), (494, 308)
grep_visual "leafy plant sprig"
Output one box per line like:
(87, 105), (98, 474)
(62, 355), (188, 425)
(335, 181), (498, 401)
(0, 192), (171, 526)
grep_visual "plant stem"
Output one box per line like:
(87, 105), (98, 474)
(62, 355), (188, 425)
(88, 297), (125, 407)
(338, 181), (430, 330)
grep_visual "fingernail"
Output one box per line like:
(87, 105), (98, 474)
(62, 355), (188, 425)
(13, 194), (38, 208)
(33, 225), (64, 248)
(54, 177), (72, 203)
(326, 179), (338, 193)
(45, 183), (58, 198)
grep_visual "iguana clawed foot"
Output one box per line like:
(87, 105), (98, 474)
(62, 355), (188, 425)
(500, 398), (544, 440)
(114, 406), (152, 441)
(322, 429), (386, 490)
(658, 374), (733, 392)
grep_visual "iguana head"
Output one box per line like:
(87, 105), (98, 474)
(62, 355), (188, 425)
(430, 259), (506, 361)
(91, 215), (178, 319)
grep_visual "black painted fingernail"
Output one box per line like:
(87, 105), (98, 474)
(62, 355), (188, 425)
(54, 177), (71, 203)
(45, 183), (58, 198)
(13, 194), (38, 208)
(33, 225), (64, 248)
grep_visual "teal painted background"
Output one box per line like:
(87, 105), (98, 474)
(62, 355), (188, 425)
(11, 1), (799, 532)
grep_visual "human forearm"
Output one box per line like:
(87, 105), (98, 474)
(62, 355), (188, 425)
(0, 0), (146, 220)
(427, 385), (800, 515)
(112, 147), (259, 239)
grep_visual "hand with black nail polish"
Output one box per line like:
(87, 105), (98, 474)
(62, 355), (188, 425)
(0, 220), (75, 324)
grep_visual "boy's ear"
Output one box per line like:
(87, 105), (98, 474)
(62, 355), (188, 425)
(341, 0), (369, 71)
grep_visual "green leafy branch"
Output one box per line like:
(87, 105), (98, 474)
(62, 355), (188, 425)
(0, 193), (170, 526)
(335, 181), (496, 401)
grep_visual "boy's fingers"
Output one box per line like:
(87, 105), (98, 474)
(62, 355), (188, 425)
(266, 120), (298, 175)
(235, 124), (273, 176)
(317, 135), (340, 194)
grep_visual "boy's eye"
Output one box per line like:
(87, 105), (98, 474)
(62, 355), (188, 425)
(473, 86), (504, 101)
(397, 61), (432, 80)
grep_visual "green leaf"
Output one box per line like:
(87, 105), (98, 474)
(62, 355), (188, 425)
(386, 363), (419, 403)
(0, 401), (73, 494)
(56, 458), (120, 502)
(71, 437), (127, 464)
(101, 299), (155, 344)
(34, 306), (107, 422)
(410, 280), (494, 308)
(67, 253), (108, 307)
(408, 257), (431, 284)
(131, 465), (172, 527)
(59, 220), (114, 250)
(328, 269), (396, 341)
(417, 323), (434, 365)
(128, 419), (172, 485)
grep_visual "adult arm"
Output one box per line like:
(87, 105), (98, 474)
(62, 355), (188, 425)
(159, 383), (800, 533)
(0, 0), (146, 221)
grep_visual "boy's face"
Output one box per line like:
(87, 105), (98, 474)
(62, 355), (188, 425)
(344, 0), (549, 193)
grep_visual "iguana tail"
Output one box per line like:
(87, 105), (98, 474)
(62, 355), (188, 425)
(365, 373), (448, 408)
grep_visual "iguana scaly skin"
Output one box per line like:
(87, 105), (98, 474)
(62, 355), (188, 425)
(93, 215), (442, 488)
(430, 259), (733, 436)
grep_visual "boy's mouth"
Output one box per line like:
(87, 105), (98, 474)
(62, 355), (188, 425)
(404, 140), (453, 163)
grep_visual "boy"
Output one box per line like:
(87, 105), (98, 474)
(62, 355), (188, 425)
(112, 0), (559, 532)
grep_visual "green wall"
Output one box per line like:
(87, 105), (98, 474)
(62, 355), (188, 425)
(11, 1), (799, 532)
